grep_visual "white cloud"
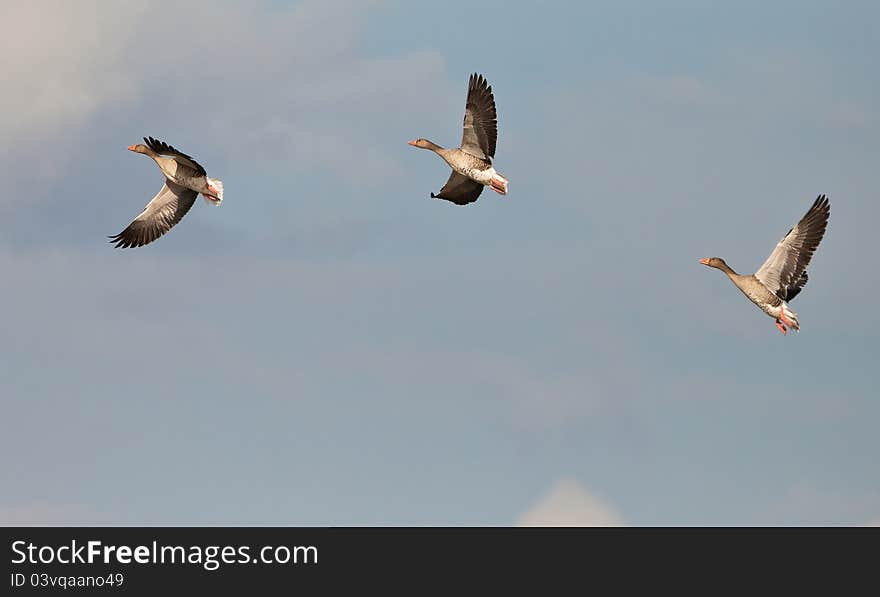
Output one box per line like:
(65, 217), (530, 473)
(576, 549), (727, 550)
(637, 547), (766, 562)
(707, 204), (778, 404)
(0, 0), (452, 203)
(0, 2), (137, 144)
(517, 479), (625, 526)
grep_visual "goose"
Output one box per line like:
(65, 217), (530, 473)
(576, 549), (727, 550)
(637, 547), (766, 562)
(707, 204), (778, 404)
(409, 73), (509, 205)
(109, 137), (224, 249)
(700, 195), (830, 335)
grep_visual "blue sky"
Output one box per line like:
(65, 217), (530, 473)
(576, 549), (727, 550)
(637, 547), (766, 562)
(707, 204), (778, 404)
(1, 0), (878, 525)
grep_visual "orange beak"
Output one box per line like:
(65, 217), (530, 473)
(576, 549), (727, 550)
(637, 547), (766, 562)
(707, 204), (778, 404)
(407, 140), (418, 147)
(699, 258), (710, 265)
(127, 145), (138, 151)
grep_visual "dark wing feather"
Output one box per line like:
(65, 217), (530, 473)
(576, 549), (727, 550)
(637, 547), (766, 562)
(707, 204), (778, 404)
(459, 73), (498, 160)
(144, 136), (206, 175)
(754, 195), (830, 300)
(781, 270), (808, 302)
(430, 171), (485, 206)
(108, 180), (198, 248)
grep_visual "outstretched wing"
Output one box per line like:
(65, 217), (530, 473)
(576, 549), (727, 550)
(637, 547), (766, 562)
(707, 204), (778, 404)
(144, 136), (206, 175)
(109, 180), (199, 248)
(459, 73), (498, 161)
(430, 171), (485, 206)
(754, 195), (830, 300)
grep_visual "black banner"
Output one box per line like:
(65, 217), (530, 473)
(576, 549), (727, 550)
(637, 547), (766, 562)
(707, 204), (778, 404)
(1, 527), (875, 593)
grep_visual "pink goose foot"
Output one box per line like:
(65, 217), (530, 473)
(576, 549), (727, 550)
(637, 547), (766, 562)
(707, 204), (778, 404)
(778, 310), (797, 332)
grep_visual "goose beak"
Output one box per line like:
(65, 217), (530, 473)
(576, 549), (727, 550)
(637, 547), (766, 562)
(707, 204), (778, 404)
(127, 145), (137, 152)
(407, 140), (418, 147)
(699, 258), (710, 266)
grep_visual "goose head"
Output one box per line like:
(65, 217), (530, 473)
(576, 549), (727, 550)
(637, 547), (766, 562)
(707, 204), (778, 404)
(408, 138), (443, 151)
(699, 257), (737, 276)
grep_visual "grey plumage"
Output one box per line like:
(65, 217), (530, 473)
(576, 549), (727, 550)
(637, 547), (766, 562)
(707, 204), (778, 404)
(432, 171), (485, 206)
(143, 136), (206, 175)
(754, 195), (830, 301)
(459, 73), (497, 161)
(109, 182), (198, 249)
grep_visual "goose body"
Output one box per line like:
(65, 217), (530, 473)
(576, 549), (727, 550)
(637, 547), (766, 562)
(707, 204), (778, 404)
(700, 195), (830, 335)
(433, 146), (501, 185)
(409, 73), (508, 205)
(109, 137), (224, 249)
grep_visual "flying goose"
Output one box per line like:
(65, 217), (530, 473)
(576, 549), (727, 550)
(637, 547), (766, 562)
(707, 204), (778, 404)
(700, 195), (830, 334)
(409, 73), (509, 205)
(109, 137), (224, 249)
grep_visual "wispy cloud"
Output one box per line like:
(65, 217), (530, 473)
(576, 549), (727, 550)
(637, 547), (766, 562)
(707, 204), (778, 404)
(0, 0), (452, 205)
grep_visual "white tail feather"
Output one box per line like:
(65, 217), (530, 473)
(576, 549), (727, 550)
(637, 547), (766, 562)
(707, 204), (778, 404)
(490, 173), (509, 195)
(203, 177), (224, 205)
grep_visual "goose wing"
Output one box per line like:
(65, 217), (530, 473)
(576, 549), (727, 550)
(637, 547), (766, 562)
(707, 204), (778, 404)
(431, 171), (485, 206)
(754, 195), (830, 300)
(459, 73), (498, 161)
(109, 180), (198, 248)
(144, 136), (206, 175)
(781, 270), (809, 302)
